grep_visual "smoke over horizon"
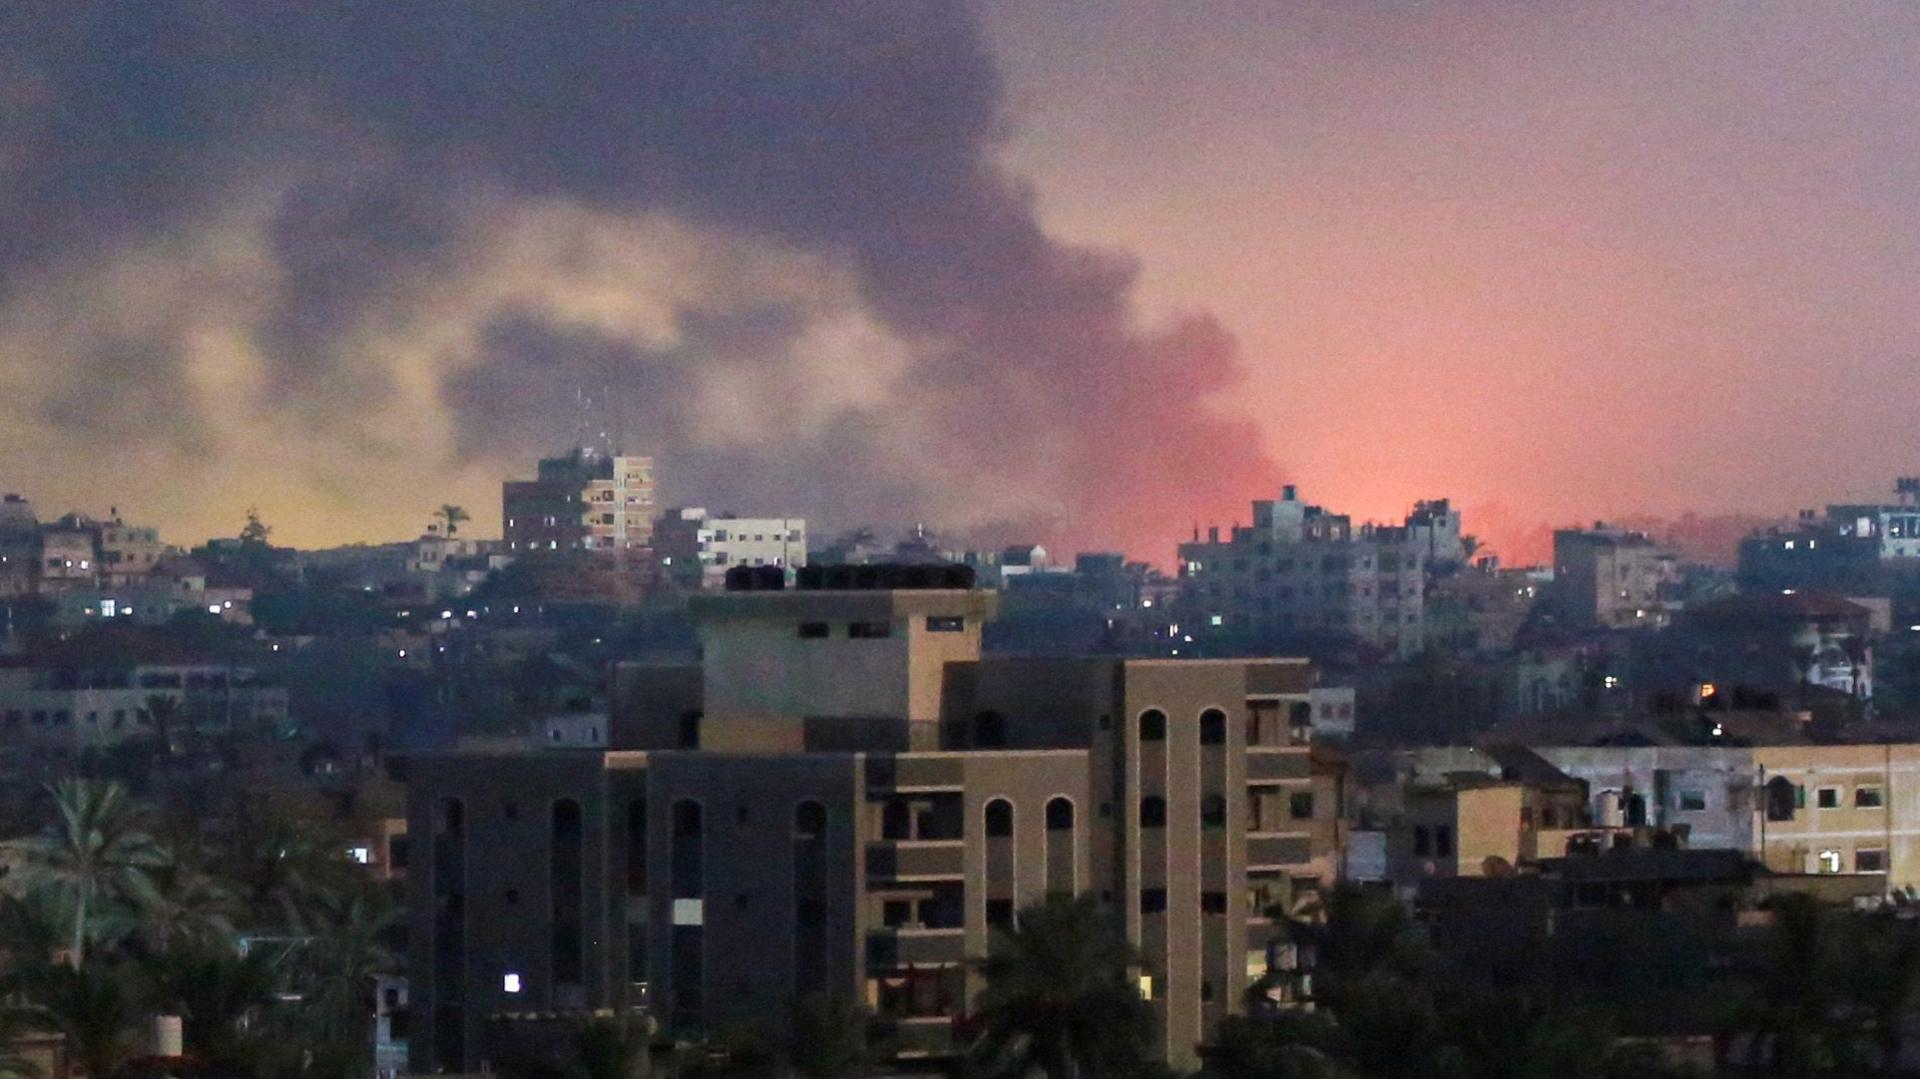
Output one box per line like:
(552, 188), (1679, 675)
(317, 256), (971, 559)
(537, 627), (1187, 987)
(0, 2), (1280, 559)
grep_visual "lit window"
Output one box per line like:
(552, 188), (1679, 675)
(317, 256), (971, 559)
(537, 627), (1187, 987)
(348, 846), (372, 864)
(503, 973), (523, 993)
(1817, 850), (1842, 874)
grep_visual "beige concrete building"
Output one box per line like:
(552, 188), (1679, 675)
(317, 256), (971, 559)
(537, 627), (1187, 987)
(404, 568), (1345, 1074)
(654, 508), (806, 590)
(1550, 524), (1682, 630)
(1754, 744), (1920, 887)
(503, 449), (656, 555)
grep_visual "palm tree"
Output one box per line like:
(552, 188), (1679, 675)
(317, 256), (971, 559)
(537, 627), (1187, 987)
(8, 779), (162, 969)
(292, 887), (401, 1075)
(966, 894), (1157, 1079)
(9, 962), (139, 1079)
(135, 835), (239, 952)
(140, 694), (181, 758)
(138, 944), (279, 1071)
(434, 504), (471, 538)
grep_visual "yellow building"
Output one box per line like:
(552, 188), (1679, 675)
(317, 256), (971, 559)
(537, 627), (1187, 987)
(1753, 744), (1919, 888)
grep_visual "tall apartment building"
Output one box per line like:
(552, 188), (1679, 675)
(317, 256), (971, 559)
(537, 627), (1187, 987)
(653, 507), (806, 590)
(1176, 486), (1463, 658)
(402, 565), (1344, 1074)
(1548, 524), (1682, 630)
(502, 449), (656, 554)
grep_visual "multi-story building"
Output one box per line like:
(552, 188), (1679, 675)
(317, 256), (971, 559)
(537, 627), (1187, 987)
(1549, 524), (1682, 630)
(37, 526), (95, 590)
(0, 660), (289, 753)
(502, 449), (656, 555)
(1739, 479), (1920, 602)
(1379, 743), (1920, 890)
(1177, 486), (1463, 659)
(98, 510), (168, 587)
(1753, 744), (1920, 887)
(653, 508), (806, 590)
(402, 564), (1345, 1074)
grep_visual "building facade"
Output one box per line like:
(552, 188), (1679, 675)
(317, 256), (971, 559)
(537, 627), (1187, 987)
(503, 450), (656, 555)
(1549, 524), (1683, 630)
(404, 568), (1344, 1073)
(1176, 486), (1463, 659)
(654, 508), (806, 590)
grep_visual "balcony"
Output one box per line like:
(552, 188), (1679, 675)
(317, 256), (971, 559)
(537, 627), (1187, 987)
(866, 841), (965, 880)
(867, 927), (967, 967)
(1247, 751), (1311, 781)
(867, 755), (965, 791)
(1246, 834), (1314, 869)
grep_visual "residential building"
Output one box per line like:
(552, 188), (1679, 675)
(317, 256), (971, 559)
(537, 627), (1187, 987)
(1177, 486), (1464, 659)
(0, 659), (289, 753)
(1753, 744), (1920, 887)
(1737, 479), (1920, 602)
(1549, 524), (1682, 630)
(98, 510), (168, 587)
(503, 449), (656, 555)
(38, 526), (95, 590)
(653, 507), (806, 590)
(1635, 591), (1875, 709)
(403, 564), (1345, 1074)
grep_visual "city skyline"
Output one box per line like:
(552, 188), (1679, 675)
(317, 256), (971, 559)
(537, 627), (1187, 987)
(4, 3), (1918, 562)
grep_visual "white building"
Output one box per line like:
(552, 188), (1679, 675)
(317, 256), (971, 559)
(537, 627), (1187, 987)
(654, 507), (806, 589)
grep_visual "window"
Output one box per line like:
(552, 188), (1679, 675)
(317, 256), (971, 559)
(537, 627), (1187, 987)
(985, 799), (1014, 839)
(1435, 826), (1454, 857)
(1413, 826), (1431, 856)
(1817, 849), (1843, 874)
(1290, 792), (1315, 820)
(1765, 776), (1802, 821)
(1856, 786), (1884, 808)
(1140, 796), (1167, 828)
(1201, 891), (1228, 914)
(926, 616), (965, 633)
(678, 711), (701, 749)
(1816, 787), (1841, 809)
(1199, 709), (1227, 745)
(1677, 790), (1707, 812)
(1046, 798), (1074, 832)
(1138, 709), (1167, 742)
(986, 898), (1014, 928)
(974, 711), (1007, 748)
(795, 801), (827, 841)
(848, 622), (892, 639)
(1140, 889), (1167, 914)
(1201, 795), (1227, 830)
(1857, 849), (1887, 872)
(797, 622), (830, 639)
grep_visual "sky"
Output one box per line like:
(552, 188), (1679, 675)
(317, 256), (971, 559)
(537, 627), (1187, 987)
(3, 3), (1917, 564)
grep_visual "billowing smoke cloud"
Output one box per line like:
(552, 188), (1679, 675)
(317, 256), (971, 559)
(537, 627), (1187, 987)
(0, 2), (1278, 557)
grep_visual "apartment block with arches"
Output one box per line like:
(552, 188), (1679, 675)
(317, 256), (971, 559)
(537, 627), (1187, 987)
(401, 564), (1345, 1075)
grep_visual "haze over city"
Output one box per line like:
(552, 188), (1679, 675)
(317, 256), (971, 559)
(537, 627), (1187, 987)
(5, 2), (1918, 564)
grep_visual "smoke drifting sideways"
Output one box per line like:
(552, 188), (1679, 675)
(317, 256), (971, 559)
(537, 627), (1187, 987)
(0, 2), (1280, 559)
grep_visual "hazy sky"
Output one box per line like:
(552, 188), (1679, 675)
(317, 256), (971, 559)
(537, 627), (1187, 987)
(986, 1), (1920, 555)
(3, 3), (1916, 562)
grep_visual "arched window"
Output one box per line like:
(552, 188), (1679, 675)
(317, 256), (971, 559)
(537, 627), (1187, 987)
(1200, 709), (1227, 745)
(1139, 709), (1167, 742)
(1140, 796), (1166, 828)
(974, 711), (1008, 748)
(1201, 794), (1227, 830)
(795, 800), (827, 841)
(1046, 797), (1074, 831)
(985, 799), (1014, 838)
